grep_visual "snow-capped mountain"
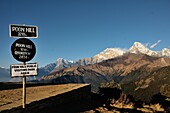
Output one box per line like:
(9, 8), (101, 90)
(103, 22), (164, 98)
(56, 58), (74, 67)
(129, 42), (170, 57)
(129, 42), (151, 54)
(162, 48), (170, 57)
(51, 48), (126, 73)
(51, 42), (170, 73)
(93, 48), (126, 62)
(51, 58), (74, 73)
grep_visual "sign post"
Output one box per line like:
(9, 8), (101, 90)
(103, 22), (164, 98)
(23, 62), (26, 109)
(10, 24), (38, 109)
(10, 63), (38, 109)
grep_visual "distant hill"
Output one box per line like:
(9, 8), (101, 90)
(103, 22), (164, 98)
(121, 66), (170, 102)
(0, 67), (10, 82)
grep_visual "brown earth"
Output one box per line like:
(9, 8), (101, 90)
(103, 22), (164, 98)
(0, 83), (89, 112)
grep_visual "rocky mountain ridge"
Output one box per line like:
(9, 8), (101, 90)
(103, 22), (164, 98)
(40, 53), (170, 80)
(39, 53), (170, 97)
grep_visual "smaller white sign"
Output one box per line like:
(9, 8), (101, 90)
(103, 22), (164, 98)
(10, 63), (38, 77)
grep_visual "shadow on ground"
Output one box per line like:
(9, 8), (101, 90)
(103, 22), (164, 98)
(35, 93), (142, 113)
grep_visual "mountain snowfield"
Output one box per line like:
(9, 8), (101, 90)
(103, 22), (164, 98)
(96, 41), (170, 59)
(93, 48), (126, 62)
(129, 42), (165, 57)
(94, 41), (170, 60)
(1, 41), (170, 82)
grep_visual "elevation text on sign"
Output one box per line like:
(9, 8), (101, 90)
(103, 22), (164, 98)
(11, 38), (36, 62)
(10, 24), (38, 38)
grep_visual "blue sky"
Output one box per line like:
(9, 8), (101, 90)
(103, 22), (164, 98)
(0, 0), (170, 68)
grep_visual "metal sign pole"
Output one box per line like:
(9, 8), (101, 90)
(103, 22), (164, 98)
(23, 62), (26, 109)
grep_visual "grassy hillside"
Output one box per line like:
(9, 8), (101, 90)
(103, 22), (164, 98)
(121, 66), (170, 102)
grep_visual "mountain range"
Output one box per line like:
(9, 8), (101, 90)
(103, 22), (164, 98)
(51, 41), (170, 74)
(1, 42), (170, 82)
(37, 42), (170, 101)
(39, 53), (170, 99)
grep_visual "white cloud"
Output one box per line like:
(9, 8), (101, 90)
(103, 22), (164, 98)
(145, 43), (150, 47)
(150, 40), (161, 49)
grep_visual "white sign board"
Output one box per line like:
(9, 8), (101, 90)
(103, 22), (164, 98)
(10, 63), (38, 77)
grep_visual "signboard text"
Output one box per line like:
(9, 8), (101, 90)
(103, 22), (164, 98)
(10, 63), (38, 77)
(11, 38), (36, 62)
(10, 24), (38, 38)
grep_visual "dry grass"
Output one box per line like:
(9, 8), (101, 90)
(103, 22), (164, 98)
(0, 84), (88, 111)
